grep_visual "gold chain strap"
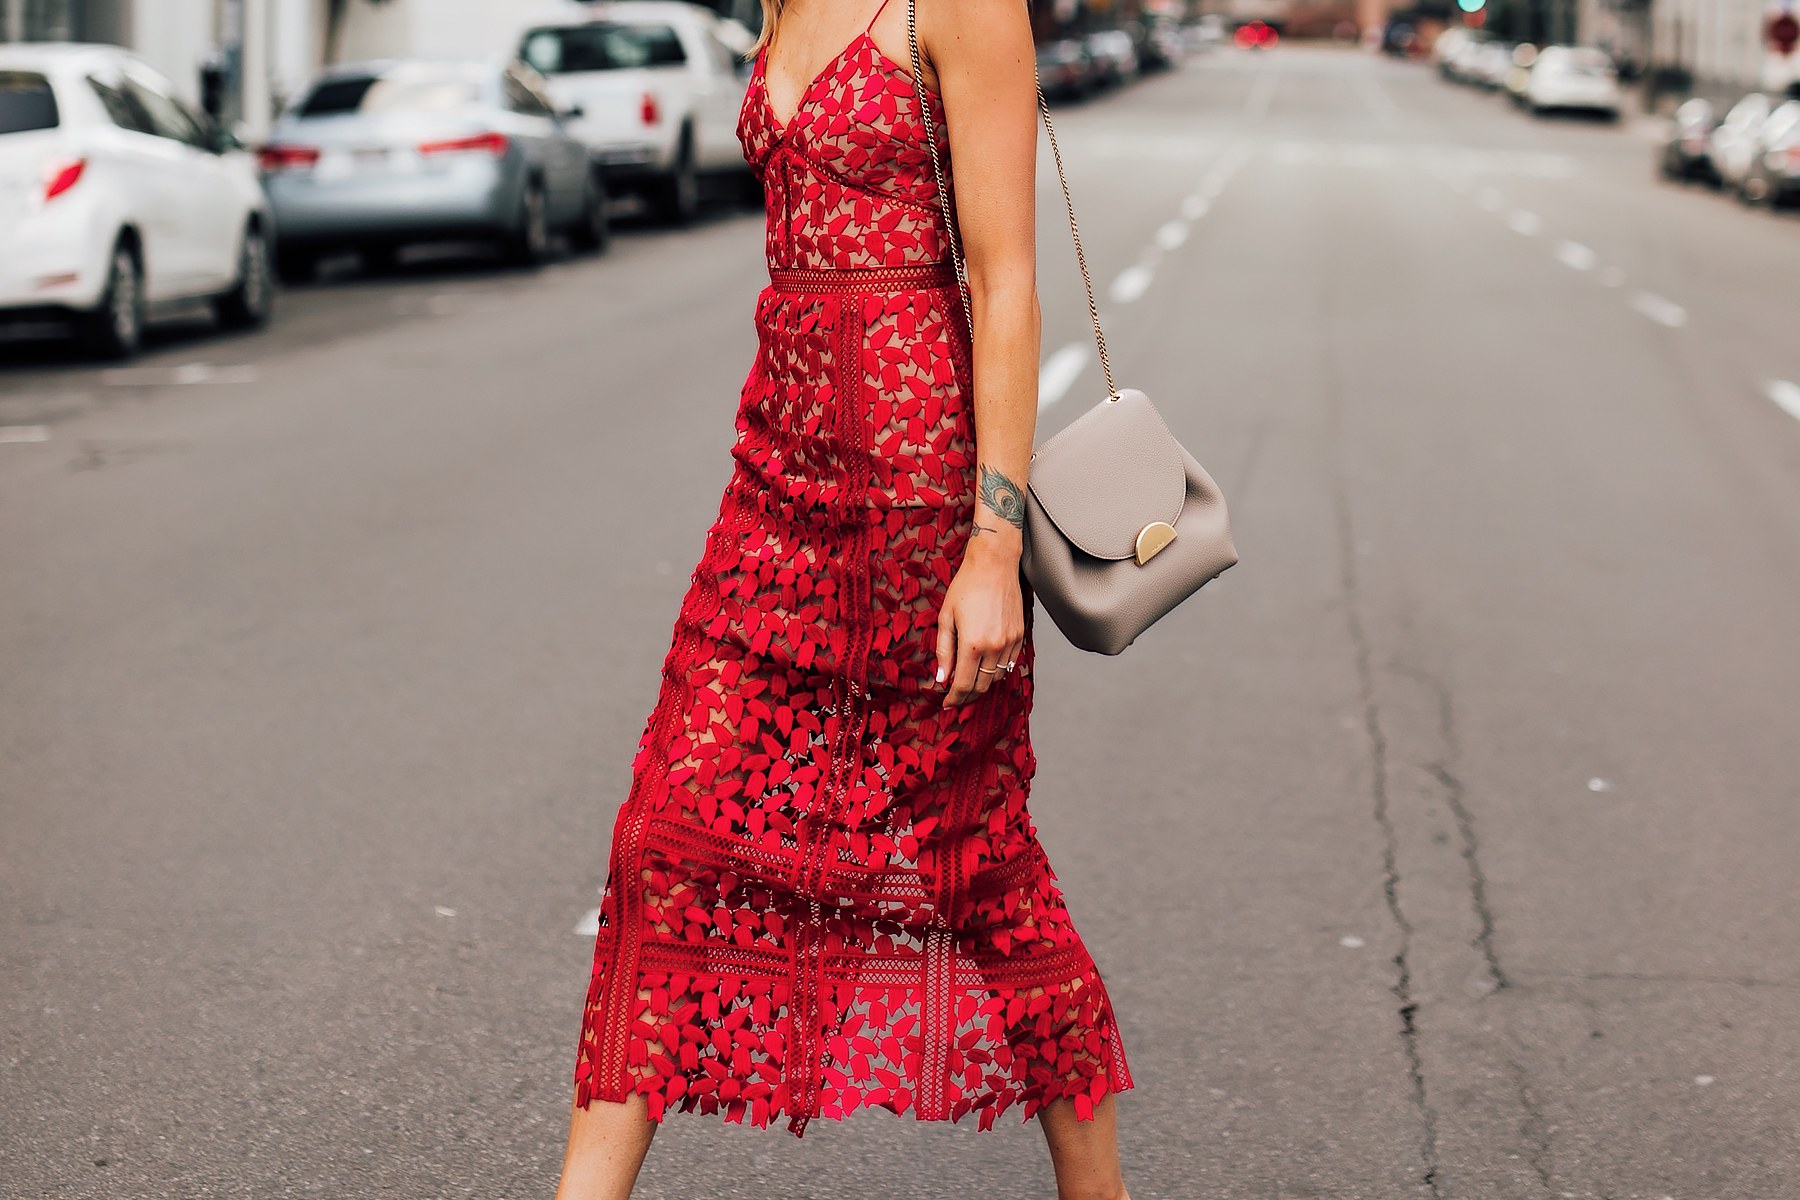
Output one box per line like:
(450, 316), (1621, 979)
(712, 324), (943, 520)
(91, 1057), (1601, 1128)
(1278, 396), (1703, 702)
(906, 0), (1118, 399)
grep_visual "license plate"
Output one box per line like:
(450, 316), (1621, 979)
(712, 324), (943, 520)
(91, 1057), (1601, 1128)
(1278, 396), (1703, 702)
(315, 148), (391, 180)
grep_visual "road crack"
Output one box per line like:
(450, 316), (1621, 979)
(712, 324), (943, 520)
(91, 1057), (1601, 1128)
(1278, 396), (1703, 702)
(1333, 472), (1442, 1198)
(1393, 664), (1509, 992)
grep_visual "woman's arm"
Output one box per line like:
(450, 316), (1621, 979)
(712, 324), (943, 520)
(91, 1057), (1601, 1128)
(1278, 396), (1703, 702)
(880, 0), (1040, 706)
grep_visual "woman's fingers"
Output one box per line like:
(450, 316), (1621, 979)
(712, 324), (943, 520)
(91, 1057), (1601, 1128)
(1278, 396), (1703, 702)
(949, 632), (986, 705)
(934, 611), (957, 691)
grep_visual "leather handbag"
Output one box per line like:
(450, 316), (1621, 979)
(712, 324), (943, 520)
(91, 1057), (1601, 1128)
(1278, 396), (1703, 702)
(907, 1), (1238, 655)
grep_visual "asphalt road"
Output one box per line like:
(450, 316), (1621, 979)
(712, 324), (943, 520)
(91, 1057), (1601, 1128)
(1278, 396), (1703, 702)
(5, 46), (1800, 1200)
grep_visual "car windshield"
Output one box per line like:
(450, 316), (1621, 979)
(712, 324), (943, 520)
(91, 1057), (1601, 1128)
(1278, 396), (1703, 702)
(0, 71), (58, 134)
(520, 24), (687, 74)
(298, 69), (484, 118)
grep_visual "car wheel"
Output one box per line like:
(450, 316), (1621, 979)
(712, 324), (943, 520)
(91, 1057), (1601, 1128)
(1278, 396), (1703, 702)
(78, 240), (144, 361)
(214, 222), (274, 330)
(652, 132), (700, 226)
(1740, 173), (1769, 205)
(568, 171), (610, 254)
(506, 180), (550, 266)
(275, 245), (318, 284)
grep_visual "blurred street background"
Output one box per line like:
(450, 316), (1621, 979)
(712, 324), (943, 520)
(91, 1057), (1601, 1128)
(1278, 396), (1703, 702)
(5, 0), (1800, 1198)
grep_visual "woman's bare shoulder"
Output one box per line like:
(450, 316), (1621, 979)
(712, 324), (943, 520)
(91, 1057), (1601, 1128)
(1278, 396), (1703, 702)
(922, 0), (1034, 59)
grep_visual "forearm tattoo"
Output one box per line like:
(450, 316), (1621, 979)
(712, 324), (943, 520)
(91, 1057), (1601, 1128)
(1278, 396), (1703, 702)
(978, 464), (1027, 531)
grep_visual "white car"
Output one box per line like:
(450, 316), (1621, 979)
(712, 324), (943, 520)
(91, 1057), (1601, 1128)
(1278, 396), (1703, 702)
(517, 1), (753, 224)
(1525, 46), (1620, 118)
(1707, 92), (1773, 191)
(0, 44), (273, 358)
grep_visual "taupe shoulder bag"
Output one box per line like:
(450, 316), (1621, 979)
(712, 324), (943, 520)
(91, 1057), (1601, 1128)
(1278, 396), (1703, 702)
(908, 2), (1238, 655)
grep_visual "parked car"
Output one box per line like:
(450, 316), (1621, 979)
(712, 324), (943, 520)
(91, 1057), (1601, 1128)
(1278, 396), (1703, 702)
(1470, 41), (1516, 91)
(1036, 39), (1094, 101)
(1131, 17), (1184, 72)
(1433, 25), (1475, 75)
(1085, 30), (1139, 88)
(1705, 91), (1772, 190)
(1658, 97), (1717, 183)
(1525, 46), (1620, 118)
(260, 59), (602, 281)
(1739, 99), (1800, 206)
(1442, 34), (1490, 84)
(1187, 14), (1228, 52)
(519, 1), (752, 225)
(1504, 43), (1538, 107)
(0, 44), (273, 359)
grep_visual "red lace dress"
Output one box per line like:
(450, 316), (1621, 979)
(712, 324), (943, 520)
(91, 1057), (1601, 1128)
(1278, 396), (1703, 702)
(574, 30), (1132, 1136)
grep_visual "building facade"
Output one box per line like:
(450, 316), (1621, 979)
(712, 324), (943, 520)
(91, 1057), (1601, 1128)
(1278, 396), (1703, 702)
(1646, 0), (1797, 93)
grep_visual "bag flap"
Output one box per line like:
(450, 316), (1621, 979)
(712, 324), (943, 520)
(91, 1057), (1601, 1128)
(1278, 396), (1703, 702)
(1026, 389), (1186, 561)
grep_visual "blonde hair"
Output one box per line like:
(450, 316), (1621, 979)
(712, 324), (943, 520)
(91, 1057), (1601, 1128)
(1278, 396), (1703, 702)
(753, 0), (784, 52)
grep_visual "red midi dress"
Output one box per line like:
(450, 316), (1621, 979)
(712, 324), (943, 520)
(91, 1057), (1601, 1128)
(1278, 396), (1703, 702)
(574, 30), (1132, 1136)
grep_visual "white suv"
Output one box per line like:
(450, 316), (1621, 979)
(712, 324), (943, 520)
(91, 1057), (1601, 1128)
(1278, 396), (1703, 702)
(0, 44), (274, 358)
(518, 1), (753, 223)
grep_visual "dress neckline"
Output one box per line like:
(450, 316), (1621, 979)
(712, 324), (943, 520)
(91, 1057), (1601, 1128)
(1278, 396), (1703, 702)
(756, 31), (938, 143)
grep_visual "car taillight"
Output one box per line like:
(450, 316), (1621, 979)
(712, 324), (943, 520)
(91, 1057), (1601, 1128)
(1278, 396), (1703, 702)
(640, 92), (660, 125)
(418, 131), (509, 157)
(44, 158), (85, 201)
(259, 143), (321, 172)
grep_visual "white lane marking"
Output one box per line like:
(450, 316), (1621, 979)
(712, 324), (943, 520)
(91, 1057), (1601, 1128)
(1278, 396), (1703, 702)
(1631, 292), (1687, 328)
(1180, 194), (1210, 220)
(101, 362), (259, 386)
(1509, 209), (1542, 236)
(1477, 186), (1504, 212)
(1155, 220), (1190, 251)
(1244, 72), (1277, 118)
(434, 905), (457, 917)
(1556, 240), (1598, 271)
(574, 906), (602, 936)
(1038, 342), (1091, 411)
(1587, 777), (1614, 792)
(1768, 379), (1800, 421)
(1695, 1075), (1715, 1086)
(1339, 935), (1365, 948)
(1109, 263), (1155, 304)
(0, 425), (51, 443)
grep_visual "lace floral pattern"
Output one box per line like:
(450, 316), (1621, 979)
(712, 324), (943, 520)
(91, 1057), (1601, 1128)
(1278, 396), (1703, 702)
(575, 32), (1131, 1136)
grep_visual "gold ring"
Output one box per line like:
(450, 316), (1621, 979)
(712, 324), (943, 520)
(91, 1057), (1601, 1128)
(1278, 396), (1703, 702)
(977, 665), (999, 675)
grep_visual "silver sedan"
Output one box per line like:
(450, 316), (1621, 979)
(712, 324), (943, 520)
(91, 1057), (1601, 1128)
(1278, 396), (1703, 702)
(261, 59), (606, 280)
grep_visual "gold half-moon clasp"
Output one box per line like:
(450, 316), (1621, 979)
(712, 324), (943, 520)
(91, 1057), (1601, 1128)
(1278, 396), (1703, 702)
(1135, 521), (1177, 566)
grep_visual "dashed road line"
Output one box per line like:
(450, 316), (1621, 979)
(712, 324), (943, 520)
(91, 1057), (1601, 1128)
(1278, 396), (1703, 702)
(1556, 241), (1598, 271)
(1508, 209), (1542, 236)
(0, 425), (50, 443)
(1155, 220), (1190, 251)
(1037, 343), (1091, 411)
(1108, 263), (1155, 303)
(1768, 380), (1800, 422)
(1631, 291), (1688, 328)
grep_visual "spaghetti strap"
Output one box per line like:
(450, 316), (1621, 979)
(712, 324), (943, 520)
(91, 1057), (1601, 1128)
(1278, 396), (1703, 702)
(865, 0), (895, 32)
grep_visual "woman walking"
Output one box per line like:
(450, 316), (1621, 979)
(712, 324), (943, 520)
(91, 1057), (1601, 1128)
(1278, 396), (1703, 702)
(556, 0), (1131, 1194)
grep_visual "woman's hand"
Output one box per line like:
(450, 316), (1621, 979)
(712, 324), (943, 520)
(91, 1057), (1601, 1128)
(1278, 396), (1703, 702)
(935, 517), (1026, 707)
